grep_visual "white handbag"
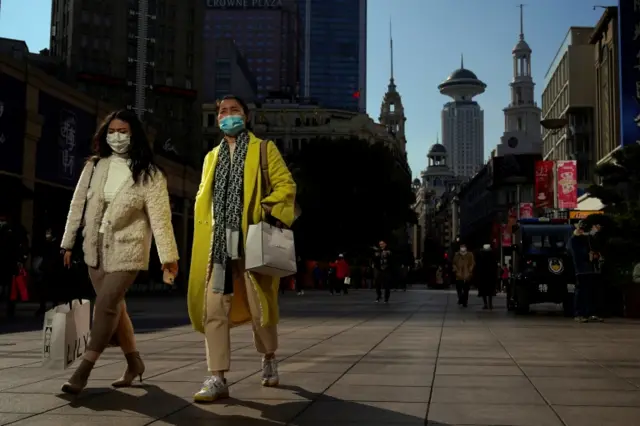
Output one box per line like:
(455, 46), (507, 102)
(42, 299), (91, 370)
(245, 140), (297, 277)
(344, 277), (351, 285)
(245, 222), (296, 277)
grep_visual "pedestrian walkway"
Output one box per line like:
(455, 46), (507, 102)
(0, 289), (639, 425)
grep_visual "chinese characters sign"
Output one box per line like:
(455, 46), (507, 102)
(618, 0), (640, 146)
(556, 160), (578, 209)
(0, 72), (26, 174)
(534, 160), (554, 208)
(36, 92), (94, 185)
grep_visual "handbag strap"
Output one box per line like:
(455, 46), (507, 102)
(260, 140), (272, 195)
(79, 160), (98, 226)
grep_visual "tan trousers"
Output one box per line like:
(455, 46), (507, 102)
(86, 235), (138, 353)
(205, 260), (278, 372)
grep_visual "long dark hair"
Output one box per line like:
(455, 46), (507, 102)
(91, 109), (162, 184)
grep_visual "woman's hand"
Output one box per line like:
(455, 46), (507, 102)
(63, 250), (73, 269)
(162, 261), (179, 277)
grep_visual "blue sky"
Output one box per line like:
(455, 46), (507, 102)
(0, 0), (613, 177)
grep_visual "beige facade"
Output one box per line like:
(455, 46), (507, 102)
(0, 56), (200, 274)
(590, 7), (620, 166)
(202, 101), (406, 162)
(541, 27), (596, 187)
(542, 27), (595, 160)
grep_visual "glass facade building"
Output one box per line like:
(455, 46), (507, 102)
(298, 0), (367, 112)
(203, 1), (299, 101)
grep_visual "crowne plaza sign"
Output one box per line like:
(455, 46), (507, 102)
(205, 0), (283, 8)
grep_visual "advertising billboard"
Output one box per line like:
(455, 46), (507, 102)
(618, 0), (640, 146)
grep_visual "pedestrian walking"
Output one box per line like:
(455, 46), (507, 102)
(373, 240), (392, 303)
(452, 243), (474, 307)
(568, 221), (603, 323)
(187, 95), (296, 403)
(500, 264), (510, 293)
(59, 109), (179, 394)
(34, 227), (65, 316)
(475, 244), (497, 310)
(0, 212), (28, 319)
(331, 254), (350, 295)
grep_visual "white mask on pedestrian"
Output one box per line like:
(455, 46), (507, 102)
(460, 247), (467, 254)
(106, 132), (131, 154)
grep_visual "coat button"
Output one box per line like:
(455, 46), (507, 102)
(105, 244), (109, 248)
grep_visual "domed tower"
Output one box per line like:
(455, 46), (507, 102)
(495, 4), (542, 156)
(379, 21), (406, 154)
(421, 138), (456, 198)
(438, 56), (486, 179)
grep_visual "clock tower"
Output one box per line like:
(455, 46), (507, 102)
(495, 5), (542, 157)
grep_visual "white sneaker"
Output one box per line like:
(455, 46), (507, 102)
(193, 376), (229, 403)
(261, 357), (279, 387)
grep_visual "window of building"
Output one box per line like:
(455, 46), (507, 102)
(166, 75), (173, 86)
(185, 78), (192, 89)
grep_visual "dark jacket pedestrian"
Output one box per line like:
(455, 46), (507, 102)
(568, 224), (602, 321)
(475, 244), (498, 310)
(373, 241), (392, 303)
(35, 228), (66, 315)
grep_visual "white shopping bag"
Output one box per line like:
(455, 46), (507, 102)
(344, 277), (351, 285)
(245, 222), (297, 277)
(42, 299), (91, 370)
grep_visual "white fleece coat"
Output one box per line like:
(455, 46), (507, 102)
(61, 157), (179, 273)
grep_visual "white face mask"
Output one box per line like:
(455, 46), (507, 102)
(106, 132), (131, 154)
(460, 248), (467, 254)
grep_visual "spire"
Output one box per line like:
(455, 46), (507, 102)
(518, 4), (525, 40)
(436, 133), (439, 144)
(388, 18), (396, 91)
(460, 53), (464, 69)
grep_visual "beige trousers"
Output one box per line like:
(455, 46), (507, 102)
(205, 260), (278, 372)
(86, 235), (138, 353)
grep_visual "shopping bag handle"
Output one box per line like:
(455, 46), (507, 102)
(65, 299), (85, 309)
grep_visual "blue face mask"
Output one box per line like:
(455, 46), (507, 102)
(219, 115), (245, 136)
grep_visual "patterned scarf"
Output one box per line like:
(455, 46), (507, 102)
(211, 131), (249, 293)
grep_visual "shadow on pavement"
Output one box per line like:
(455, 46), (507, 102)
(64, 383), (448, 425)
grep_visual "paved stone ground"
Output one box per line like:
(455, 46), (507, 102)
(1, 289), (640, 425)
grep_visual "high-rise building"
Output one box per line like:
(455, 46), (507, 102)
(203, 0), (300, 102)
(495, 6), (542, 157)
(541, 27), (595, 186)
(438, 56), (486, 178)
(298, 0), (367, 112)
(49, 0), (204, 166)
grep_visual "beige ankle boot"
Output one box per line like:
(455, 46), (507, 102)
(61, 359), (95, 395)
(112, 351), (145, 388)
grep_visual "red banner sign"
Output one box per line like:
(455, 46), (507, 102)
(556, 160), (578, 209)
(519, 202), (534, 219)
(501, 224), (511, 247)
(535, 160), (555, 208)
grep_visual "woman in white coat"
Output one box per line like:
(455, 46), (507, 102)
(60, 110), (179, 394)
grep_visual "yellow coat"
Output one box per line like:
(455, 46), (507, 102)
(187, 132), (296, 334)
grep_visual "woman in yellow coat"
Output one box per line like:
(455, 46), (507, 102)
(188, 95), (296, 403)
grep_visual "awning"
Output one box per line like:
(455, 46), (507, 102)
(576, 195), (604, 211)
